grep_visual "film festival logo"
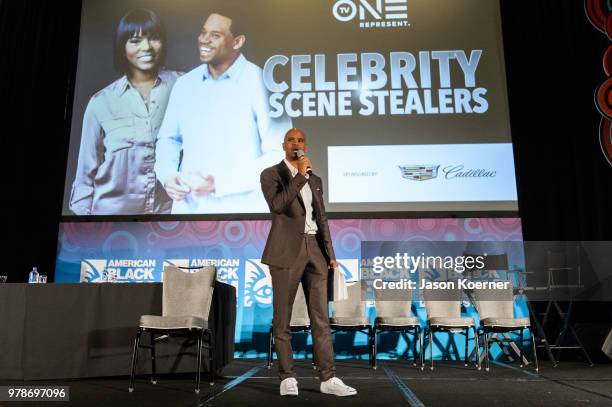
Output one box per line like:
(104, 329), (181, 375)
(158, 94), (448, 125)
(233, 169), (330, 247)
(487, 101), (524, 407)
(163, 259), (240, 291)
(244, 259), (273, 307)
(80, 259), (156, 282)
(80, 259), (107, 283)
(332, 0), (409, 29)
(242, 259), (359, 306)
(337, 258), (360, 282)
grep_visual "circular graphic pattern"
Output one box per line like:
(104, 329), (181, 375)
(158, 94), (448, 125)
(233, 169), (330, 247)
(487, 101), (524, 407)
(604, 44), (612, 75)
(146, 232), (158, 245)
(202, 244), (232, 259)
(587, 0), (612, 167)
(585, 0), (610, 33)
(374, 219), (401, 238)
(444, 232), (457, 241)
(63, 222), (113, 246)
(464, 218), (483, 235)
(416, 218), (438, 232)
(600, 117), (612, 166)
(482, 218), (523, 239)
(151, 221), (186, 238)
(221, 221), (252, 248)
(190, 221), (222, 244)
(102, 231), (139, 258)
(335, 226), (367, 254)
(596, 77), (612, 119)
(252, 220), (272, 248)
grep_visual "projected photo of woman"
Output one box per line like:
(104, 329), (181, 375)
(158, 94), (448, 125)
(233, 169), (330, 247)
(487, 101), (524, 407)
(69, 9), (179, 215)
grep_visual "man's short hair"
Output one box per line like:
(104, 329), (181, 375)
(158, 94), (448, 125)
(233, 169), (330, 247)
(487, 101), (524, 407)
(113, 9), (167, 73)
(208, 7), (246, 38)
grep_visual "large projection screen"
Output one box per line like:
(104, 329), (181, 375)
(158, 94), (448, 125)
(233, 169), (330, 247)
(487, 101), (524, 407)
(62, 0), (517, 216)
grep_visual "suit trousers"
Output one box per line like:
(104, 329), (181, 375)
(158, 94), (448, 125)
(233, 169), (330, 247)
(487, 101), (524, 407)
(270, 234), (336, 381)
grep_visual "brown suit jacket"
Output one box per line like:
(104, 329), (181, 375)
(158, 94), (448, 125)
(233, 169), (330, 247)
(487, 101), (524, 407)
(260, 161), (336, 269)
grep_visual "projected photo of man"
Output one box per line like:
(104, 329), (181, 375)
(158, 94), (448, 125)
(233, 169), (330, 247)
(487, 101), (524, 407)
(70, 9), (179, 215)
(155, 10), (292, 214)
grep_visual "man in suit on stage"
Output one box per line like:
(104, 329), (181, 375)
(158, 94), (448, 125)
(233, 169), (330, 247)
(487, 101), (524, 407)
(260, 128), (357, 397)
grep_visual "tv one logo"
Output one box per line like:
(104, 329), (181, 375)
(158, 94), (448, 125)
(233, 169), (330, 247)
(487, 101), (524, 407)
(332, 0), (409, 28)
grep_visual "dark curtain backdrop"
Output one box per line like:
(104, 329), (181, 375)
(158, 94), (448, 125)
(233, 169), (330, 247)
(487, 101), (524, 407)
(1, 0), (611, 284)
(501, 0), (612, 359)
(1, 0), (81, 283)
(501, 0), (612, 240)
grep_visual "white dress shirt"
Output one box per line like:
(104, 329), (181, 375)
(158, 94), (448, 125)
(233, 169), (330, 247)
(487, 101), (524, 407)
(284, 159), (318, 234)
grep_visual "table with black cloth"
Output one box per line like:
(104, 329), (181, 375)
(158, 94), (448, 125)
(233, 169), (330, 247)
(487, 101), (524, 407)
(0, 282), (236, 380)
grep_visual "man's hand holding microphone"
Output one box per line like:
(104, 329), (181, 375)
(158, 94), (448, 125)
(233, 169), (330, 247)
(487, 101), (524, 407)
(295, 150), (313, 176)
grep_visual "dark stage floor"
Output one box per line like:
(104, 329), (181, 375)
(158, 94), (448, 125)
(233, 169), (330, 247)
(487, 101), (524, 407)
(1, 359), (611, 406)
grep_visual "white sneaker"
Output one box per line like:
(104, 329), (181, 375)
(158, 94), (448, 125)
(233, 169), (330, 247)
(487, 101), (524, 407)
(280, 377), (298, 396)
(320, 377), (357, 397)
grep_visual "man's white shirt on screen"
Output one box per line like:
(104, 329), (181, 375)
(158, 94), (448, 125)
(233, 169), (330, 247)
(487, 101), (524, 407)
(155, 54), (292, 214)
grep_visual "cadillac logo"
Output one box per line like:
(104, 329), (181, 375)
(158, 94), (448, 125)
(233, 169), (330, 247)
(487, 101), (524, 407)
(398, 165), (440, 181)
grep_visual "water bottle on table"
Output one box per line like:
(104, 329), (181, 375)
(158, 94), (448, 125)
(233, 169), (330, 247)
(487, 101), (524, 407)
(28, 267), (39, 283)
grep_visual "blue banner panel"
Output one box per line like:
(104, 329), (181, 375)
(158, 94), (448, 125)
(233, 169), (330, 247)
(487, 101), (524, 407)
(56, 218), (523, 359)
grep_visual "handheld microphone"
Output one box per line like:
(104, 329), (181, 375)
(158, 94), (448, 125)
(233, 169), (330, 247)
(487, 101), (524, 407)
(295, 150), (313, 176)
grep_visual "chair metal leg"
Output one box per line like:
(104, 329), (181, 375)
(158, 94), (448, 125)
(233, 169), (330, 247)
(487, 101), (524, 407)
(552, 300), (569, 362)
(519, 328), (524, 368)
(429, 328), (434, 371)
(150, 332), (157, 384)
(267, 325), (273, 369)
(531, 331), (539, 373)
(484, 332), (490, 372)
(367, 326), (373, 367)
(419, 327), (424, 370)
(464, 328), (469, 367)
(372, 327), (378, 370)
(568, 323), (594, 367)
(208, 329), (215, 386)
(474, 327), (481, 371)
(412, 327), (418, 367)
(312, 328), (318, 370)
(526, 299), (557, 366)
(128, 328), (142, 392)
(195, 332), (203, 394)
(312, 327), (318, 370)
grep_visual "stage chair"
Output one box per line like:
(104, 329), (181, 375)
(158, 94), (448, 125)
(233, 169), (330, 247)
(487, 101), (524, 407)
(474, 284), (538, 372)
(543, 244), (593, 366)
(463, 252), (509, 282)
(423, 287), (480, 371)
(373, 286), (422, 370)
(267, 283), (315, 369)
(330, 281), (374, 366)
(128, 265), (216, 394)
